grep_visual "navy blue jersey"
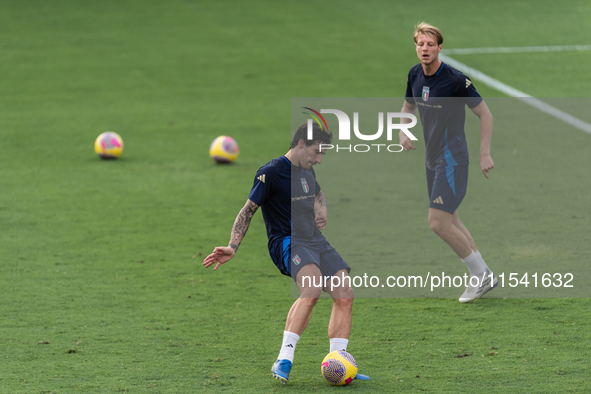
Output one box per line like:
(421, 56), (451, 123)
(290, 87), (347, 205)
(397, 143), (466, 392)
(248, 156), (322, 253)
(405, 62), (482, 170)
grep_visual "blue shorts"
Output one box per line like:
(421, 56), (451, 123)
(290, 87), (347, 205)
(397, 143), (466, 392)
(269, 236), (350, 281)
(426, 162), (468, 214)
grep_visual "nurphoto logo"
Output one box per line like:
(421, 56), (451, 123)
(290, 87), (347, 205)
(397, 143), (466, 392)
(303, 107), (418, 153)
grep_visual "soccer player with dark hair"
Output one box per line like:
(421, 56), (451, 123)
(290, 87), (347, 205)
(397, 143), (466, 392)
(399, 22), (497, 303)
(203, 123), (369, 383)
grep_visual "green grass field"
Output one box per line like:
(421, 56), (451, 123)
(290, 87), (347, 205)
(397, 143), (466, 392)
(1, 0), (590, 392)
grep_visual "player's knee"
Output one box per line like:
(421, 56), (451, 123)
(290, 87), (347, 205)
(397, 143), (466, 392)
(329, 273), (354, 299)
(335, 285), (354, 300)
(333, 294), (353, 310)
(300, 286), (322, 300)
(428, 216), (450, 236)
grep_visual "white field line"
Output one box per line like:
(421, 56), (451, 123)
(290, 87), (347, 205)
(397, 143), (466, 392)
(442, 45), (591, 55)
(439, 53), (591, 134)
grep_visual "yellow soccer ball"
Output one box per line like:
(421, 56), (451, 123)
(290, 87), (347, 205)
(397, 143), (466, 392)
(95, 132), (124, 159)
(321, 350), (358, 386)
(209, 136), (239, 163)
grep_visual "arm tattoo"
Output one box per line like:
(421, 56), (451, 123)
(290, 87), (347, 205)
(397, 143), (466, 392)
(229, 200), (259, 252)
(315, 191), (327, 209)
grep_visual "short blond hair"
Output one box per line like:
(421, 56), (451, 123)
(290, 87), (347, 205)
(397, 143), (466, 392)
(414, 22), (443, 46)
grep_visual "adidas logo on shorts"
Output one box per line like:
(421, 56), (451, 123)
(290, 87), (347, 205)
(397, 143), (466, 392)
(432, 196), (444, 204)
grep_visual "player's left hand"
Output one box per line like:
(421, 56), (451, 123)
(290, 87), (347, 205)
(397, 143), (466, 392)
(399, 131), (416, 151)
(315, 209), (327, 230)
(203, 246), (235, 271)
(480, 154), (494, 179)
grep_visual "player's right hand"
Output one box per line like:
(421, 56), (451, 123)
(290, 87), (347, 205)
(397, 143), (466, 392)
(203, 246), (235, 271)
(399, 131), (416, 151)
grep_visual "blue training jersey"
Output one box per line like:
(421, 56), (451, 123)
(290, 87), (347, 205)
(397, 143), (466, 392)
(405, 62), (482, 170)
(248, 156), (322, 252)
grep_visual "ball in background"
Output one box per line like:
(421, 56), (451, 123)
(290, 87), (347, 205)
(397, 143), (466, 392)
(209, 136), (239, 163)
(95, 132), (124, 159)
(321, 350), (358, 386)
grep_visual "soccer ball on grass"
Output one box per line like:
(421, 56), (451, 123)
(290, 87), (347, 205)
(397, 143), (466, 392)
(321, 350), (358, 386)
(209, 136), (239, 163)
(95, 132), (124, 159)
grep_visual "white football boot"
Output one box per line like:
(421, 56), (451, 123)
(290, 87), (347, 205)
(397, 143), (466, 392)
(459, 269), (498, 303)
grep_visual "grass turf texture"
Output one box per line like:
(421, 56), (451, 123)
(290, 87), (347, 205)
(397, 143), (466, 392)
(0, 0), (590, 392)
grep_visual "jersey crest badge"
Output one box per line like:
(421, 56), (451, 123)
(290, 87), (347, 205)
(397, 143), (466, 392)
(292, 254), (301, 266)
(422, 86), (430, 101)
(300, 178), (309, 193)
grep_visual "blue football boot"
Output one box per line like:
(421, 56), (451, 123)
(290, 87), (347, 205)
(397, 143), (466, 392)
(354, 372), (371, 380)
(271, 359), (292, 383)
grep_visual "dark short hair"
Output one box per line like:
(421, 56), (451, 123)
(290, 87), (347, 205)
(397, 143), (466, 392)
(290, 122), (333, 149)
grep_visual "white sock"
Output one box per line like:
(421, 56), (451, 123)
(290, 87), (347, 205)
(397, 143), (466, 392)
(475, 250), (491, 271)
(277, 331), (300, 362)
(329, 338), (349, 353)
(461, 251), (486, 278)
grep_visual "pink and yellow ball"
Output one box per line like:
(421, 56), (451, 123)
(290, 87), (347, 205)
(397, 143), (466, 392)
(321, 350), (358, 386)
(209, 136), (239, 163)
(95, 132), (124, 159)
